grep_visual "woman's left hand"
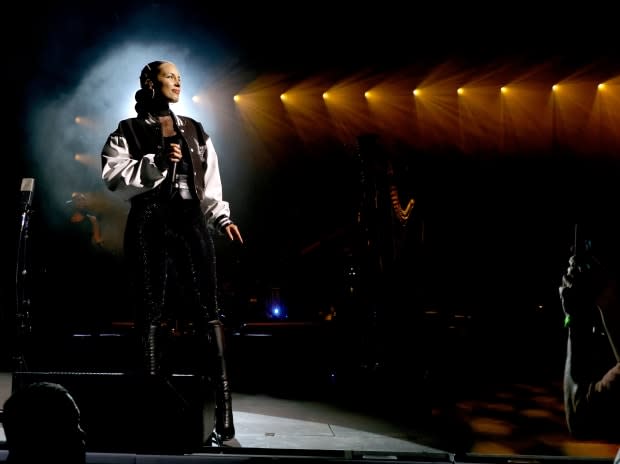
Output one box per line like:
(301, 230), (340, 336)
(225, 224), (243, 244)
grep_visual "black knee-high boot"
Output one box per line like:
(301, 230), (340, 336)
(209, 320), (235, 441)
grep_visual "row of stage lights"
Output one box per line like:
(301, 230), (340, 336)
(228, 80), (618, 103)
(75, 79), (618, 127)
(72, 71), (619, 159)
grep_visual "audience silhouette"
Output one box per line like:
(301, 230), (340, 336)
(2, 381), (86, 463)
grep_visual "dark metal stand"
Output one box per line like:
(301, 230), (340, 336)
(13, 204), (34, 372)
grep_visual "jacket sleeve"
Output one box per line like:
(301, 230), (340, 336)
(101, 121), (169, 201)
(200, 136), (233, 234)
(564, 340), (620, 440)
(562, 290), (620, 440)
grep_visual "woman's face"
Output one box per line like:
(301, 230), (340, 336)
(155, 62), (181, 104)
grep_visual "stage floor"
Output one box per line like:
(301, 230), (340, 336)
(0, 370), (618, 460)
(0, 323), (617, 460)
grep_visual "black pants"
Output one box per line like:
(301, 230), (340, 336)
(124, 191), (219, 342)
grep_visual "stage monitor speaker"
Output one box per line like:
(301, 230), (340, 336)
(11, 370), (216, 454)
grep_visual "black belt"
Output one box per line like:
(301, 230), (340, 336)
(173, 174), (193, 200)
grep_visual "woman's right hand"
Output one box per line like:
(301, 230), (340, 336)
(168, 142), (182, 163)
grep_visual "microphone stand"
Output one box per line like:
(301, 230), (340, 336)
(14, 201), (34, 372)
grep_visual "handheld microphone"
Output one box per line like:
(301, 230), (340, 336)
(167, 137), (182, 195)
(171, 160), (177, 183)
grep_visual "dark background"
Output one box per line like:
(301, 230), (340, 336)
(2, 0), (619, 413)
